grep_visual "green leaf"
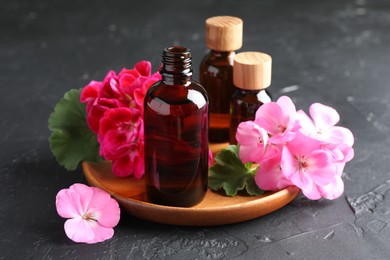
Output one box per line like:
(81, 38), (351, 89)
(48, 88), (103, 171)
(209, 145), (264, 196)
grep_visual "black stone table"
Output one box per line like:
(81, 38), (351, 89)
(1, 0), (390, 258)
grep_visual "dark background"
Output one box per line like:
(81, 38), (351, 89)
(1, 0), (390, 258)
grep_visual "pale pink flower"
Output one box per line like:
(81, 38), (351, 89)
(297, 103), (354, 147)
(236, 121), (276, 164)
(255, 96), (298, 144)
(235, 96), (354, 200)
(281, 132), (338, 199)
(56, 183), (120, 244)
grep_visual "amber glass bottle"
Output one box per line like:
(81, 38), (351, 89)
(144, 46), (209, 207)
(199, 16), (243, 143)
(230, 52), (272, 144)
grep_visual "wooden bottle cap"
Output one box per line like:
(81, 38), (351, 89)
(206, 16), (243, 51)
(233, 52), (272, 90)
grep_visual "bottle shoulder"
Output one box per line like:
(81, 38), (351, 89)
(145, 81), (209, 105)
(200, 51), (235, 68)
(231, 88), (272, 104)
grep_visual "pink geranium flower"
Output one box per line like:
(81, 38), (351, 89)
(236, 95), (354, 200)
(298, 103), (354, 146)
(236, 121), (273, 164)
(56, 183), (120, 244)
(281, 132), (338, 199)
(255, 96), (298, 144)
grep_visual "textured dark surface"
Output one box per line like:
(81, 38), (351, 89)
(1, 0), (390, 259)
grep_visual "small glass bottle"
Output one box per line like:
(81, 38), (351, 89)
(199, 16), (243, 143)
(230, 52), (272, 144)
(144, 46), (209, 207)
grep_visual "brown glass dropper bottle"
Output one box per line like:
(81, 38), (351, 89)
(144, 46), (209, 207)
(199, 16), (243, 143)
(230, 52), (272, 144)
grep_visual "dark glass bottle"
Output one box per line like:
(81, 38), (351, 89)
(200, 51), (235, 143)
(229, 52), (273, 144)
(144, 46), (209, 207)
(199, 16), (243, 143)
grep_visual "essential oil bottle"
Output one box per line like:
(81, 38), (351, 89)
(230, 52), (272, 144)
(199, 16), (243, 143)
(144, 46), (209, 207)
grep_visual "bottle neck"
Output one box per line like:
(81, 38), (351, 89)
(160, 46), (193, 86)
(210, 50), (235, 58)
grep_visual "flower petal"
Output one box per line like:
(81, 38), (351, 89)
(64, 217), (95, 243)
(317, 175), (344, 200)
(236, 121), (268, 146)
(281, 146), (313, 191)
(276, 96), (297, 127)
(56, 189), (80, 219)
(301, 186), (322, 200)
(309, 103), (340, 131)
(255, 154), (292, 190)
(80, 81), (101, 103)
(327, 126), (354, 146)
(119, 73), (137, 90)
(306, 150), (337, 186)
(297, 110), (316, 135)
(112, 155), (134, 177)
(255, 102), (283, 135)
(64, 217), (115, 244)
(88, 187), (120, 228)
(85, 225), (115, 244)
(134, 60), (152, 76)
(239, 144), (264, 164)
(56, 184), (94, 218)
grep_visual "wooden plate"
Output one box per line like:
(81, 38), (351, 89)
(82, 161), (300, 226)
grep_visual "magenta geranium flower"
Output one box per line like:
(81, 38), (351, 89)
(56, 183), (120, 244)
(80, 61), (161, 177)
(98, 107), (144, 178)
(111, 141), (144, 178)
(99, 107), (143, 156)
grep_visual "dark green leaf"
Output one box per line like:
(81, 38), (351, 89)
(245, 174), (264, 196)
(208, 145), (264, 196)
(48, 89), (102, 170)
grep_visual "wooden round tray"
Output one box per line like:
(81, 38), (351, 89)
(82, 161), (300, 226)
